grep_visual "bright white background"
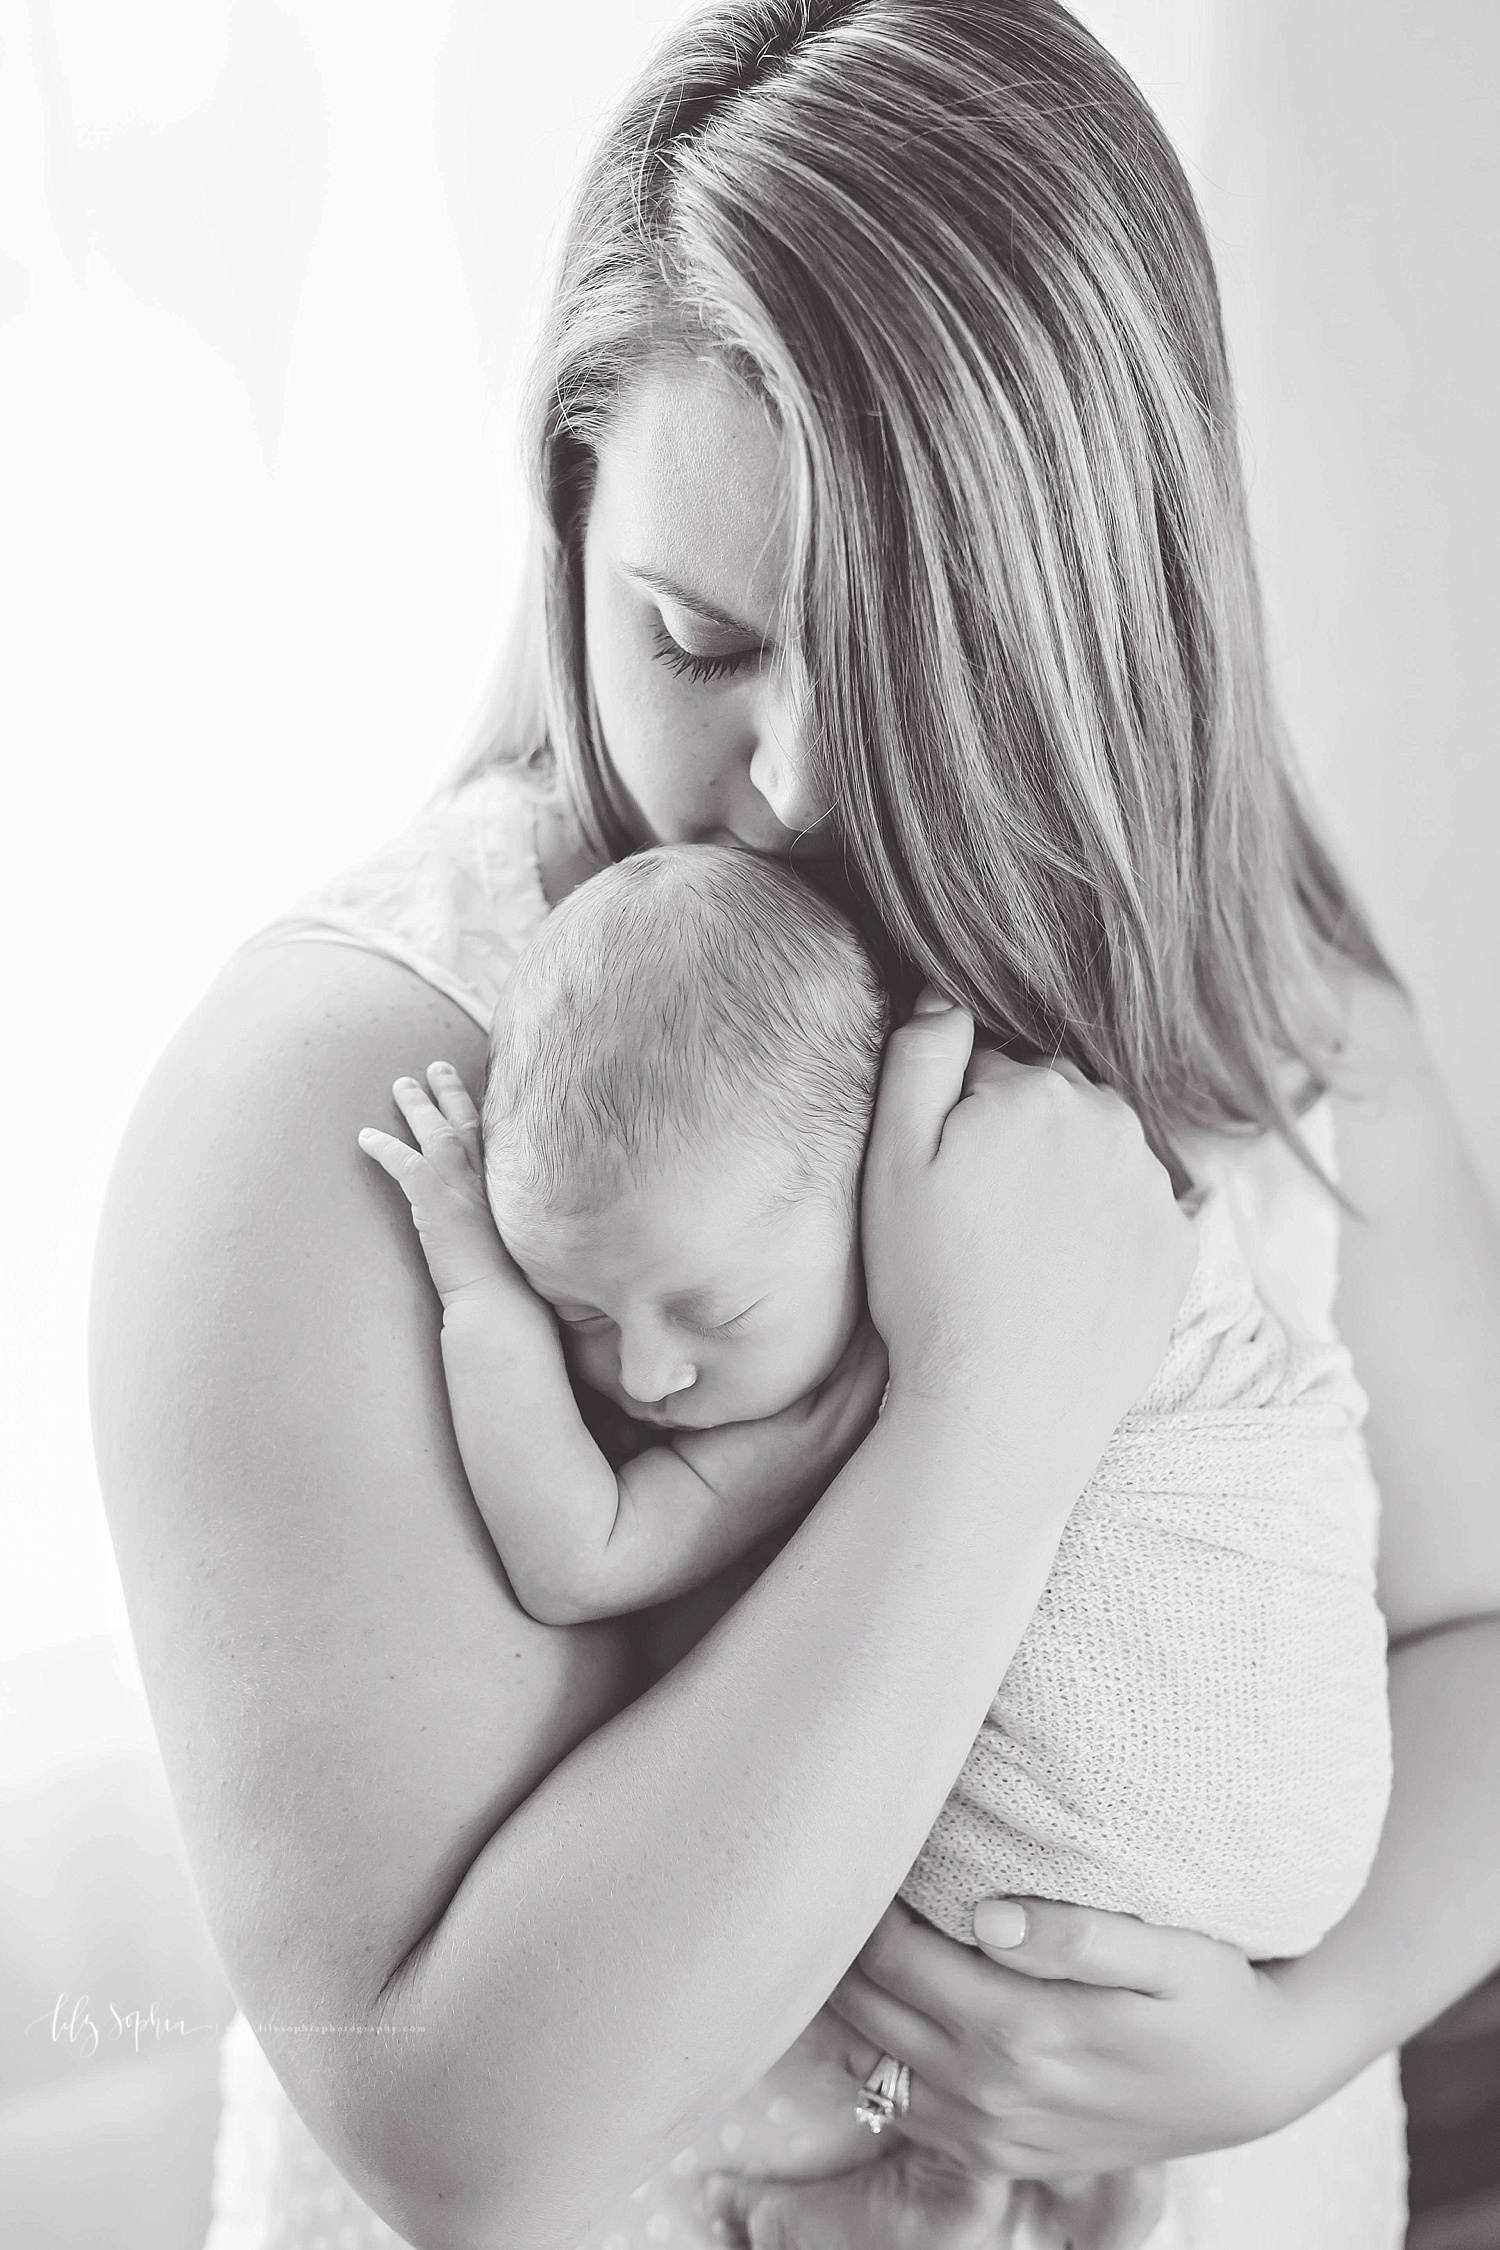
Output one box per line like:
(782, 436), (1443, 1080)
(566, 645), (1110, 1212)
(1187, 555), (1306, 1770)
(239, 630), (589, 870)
(2, 0), (1497, 1680)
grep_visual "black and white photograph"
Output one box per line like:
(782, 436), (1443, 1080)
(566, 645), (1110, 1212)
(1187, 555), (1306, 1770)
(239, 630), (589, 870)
(2, 4), (1498, 2246)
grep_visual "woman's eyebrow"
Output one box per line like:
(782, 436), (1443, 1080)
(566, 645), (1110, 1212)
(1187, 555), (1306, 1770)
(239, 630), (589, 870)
(627, 565), (765, 641)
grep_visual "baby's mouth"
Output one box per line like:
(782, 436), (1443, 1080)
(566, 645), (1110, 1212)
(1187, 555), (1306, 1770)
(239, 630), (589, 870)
(626, 1397), (699, 1429)
(622, 1389), (731, 1433)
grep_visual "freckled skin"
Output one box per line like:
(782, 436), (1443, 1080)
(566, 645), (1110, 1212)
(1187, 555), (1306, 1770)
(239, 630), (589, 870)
(582, 357), (840, 861)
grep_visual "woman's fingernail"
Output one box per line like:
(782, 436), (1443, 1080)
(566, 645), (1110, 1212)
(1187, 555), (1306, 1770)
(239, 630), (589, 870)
(912, 985), (956, 1015)
(974, 1899), (1029, 1949)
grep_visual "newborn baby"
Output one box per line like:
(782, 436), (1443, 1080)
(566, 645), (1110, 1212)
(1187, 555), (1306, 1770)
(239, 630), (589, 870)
(362, 843), (893, 1626)
(359, 842), (1392, 2248)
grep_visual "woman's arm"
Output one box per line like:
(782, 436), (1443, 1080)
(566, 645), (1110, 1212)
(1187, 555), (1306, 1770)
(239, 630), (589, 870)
(822, 970), (1500, 2173)
(1275, 970), (1500, 2061)
(91, 955), (1191, 2250)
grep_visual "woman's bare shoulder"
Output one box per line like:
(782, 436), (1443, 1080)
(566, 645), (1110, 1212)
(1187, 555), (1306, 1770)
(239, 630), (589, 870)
(1326, 968), (1500, 1636)
(91, 939), (637, 2025)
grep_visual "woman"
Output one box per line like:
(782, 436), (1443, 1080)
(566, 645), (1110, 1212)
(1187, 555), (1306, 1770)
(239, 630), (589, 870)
(90, 4), (1500, 2247)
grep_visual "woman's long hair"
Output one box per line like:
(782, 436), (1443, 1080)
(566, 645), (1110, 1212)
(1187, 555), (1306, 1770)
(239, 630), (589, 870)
(458, 0), (1393, 1166)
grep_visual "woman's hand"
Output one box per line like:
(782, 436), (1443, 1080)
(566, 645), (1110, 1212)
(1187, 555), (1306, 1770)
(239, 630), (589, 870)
(862, 999), (1195, 1452)
(823, 1898), (1318, 2178)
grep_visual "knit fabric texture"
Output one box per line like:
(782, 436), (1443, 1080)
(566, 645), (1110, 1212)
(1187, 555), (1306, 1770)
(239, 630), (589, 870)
(901, 1190), (1392, 1961)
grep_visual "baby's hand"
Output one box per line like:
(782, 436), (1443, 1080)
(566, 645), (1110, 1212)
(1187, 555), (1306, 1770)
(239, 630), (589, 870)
(672, 1315), (890, 1526)
(359, 1062), (515, 1305)
(705, 2146), (1009, 2250)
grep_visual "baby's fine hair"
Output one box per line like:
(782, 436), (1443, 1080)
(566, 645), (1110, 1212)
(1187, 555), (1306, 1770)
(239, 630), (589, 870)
(482, 844), (890, 1218)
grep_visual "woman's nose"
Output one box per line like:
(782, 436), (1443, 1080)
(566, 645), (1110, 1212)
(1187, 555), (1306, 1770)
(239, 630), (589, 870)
(617, 1332), (697, 1405)
(747, 670), (830, 837)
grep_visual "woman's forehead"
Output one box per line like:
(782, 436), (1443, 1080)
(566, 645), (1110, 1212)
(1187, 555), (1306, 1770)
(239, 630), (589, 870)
(590, 358), (793, 638)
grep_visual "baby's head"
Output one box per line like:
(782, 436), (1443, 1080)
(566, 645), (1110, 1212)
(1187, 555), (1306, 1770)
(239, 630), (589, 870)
(483, 845), (890, 1430)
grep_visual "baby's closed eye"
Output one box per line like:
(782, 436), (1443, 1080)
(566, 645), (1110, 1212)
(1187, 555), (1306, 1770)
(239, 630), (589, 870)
(697, 1304), (761, 1339)
(554, 1302), (763, 1339)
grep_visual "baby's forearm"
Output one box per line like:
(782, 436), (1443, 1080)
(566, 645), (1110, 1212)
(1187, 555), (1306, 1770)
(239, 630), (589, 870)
(440, 1282), (632, 1621)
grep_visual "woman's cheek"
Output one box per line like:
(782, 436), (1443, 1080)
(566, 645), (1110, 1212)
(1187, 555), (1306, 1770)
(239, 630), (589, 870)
(587, 600), (739, 841)
(596, 693), (683, 842)
(585, 587), (680, 822)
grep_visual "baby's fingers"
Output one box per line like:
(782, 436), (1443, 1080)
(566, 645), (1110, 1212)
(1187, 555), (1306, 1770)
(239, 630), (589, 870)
(390, 1074), (479, 1186)
(357, 1125), (434, 1203)
(425, 1061), (483, 1166)
(702, 2151), (1004, 2250)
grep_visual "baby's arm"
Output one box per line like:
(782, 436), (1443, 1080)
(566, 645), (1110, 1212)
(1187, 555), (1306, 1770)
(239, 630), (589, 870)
(359, 1065), (860, 1625)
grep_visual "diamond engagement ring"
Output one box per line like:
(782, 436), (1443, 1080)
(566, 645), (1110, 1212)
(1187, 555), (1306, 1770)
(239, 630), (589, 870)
(854, 2052), (912, 2134)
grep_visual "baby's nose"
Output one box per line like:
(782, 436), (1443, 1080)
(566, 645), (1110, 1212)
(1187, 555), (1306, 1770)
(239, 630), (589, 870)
(618, 1341), (697, 1405)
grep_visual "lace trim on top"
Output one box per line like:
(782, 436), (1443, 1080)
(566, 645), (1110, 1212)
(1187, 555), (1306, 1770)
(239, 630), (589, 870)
(244, 765), (551, 1031)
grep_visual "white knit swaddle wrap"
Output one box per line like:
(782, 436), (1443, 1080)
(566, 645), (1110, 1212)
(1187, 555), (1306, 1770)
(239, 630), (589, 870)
(901, 1190), (1393, 1962)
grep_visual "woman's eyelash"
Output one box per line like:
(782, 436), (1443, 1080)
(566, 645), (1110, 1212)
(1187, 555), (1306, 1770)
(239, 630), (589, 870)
(699, 1309), (753, 1339)
(648, 615), (761, 683)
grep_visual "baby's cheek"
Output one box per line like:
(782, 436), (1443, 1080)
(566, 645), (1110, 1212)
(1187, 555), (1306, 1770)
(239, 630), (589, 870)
(563, 1331), (617, 1398)
(746, 1327), (839, 1417)
(800, 1281), (864, 1387)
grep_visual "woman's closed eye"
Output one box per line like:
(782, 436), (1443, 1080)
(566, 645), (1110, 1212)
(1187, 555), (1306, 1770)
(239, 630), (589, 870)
(648, 613), (763, 685)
